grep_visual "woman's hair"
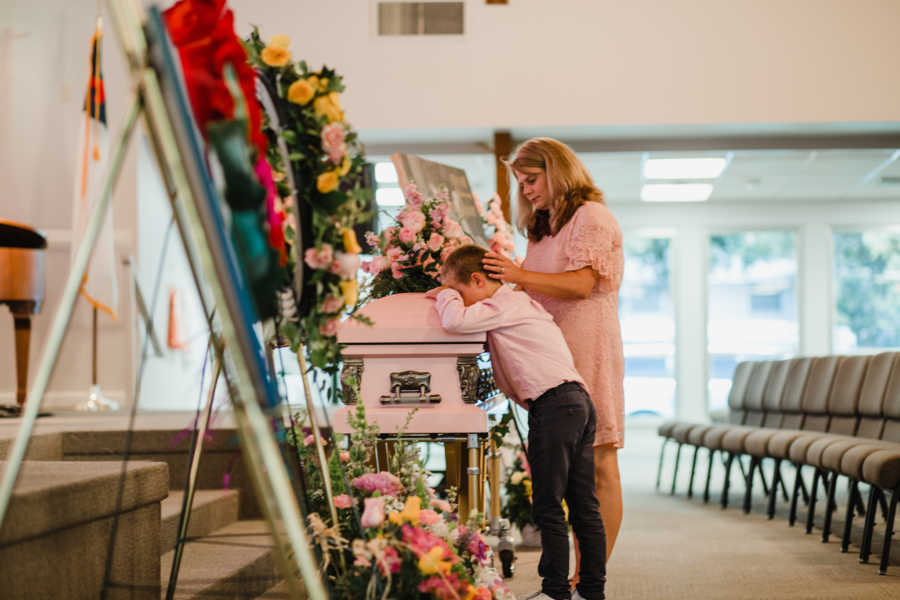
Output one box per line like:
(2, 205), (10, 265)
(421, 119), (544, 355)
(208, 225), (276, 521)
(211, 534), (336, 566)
(506, 137), (604, 241)
(441, 244), (488, 284)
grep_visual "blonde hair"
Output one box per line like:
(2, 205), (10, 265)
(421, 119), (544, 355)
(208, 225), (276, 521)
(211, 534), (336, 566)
(506, 137), (604, 241)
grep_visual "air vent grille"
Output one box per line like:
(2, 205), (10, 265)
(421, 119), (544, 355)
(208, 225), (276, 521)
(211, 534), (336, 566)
(377, 2), (464, 36)
(880, 176), (900, 185)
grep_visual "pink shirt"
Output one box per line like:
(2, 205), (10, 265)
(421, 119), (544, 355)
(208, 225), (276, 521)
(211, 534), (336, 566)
(433, 285), (585, 406)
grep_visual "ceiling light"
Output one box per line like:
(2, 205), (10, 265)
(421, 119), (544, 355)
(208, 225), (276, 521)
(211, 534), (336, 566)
(376, 187), (405, 206)
(641, 183), (713, 202)
(643, 157), (727, 180)
(374, 162), (398, 183)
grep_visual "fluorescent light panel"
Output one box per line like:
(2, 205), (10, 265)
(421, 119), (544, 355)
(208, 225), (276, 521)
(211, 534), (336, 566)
(643, 157), (726, 180)
(376, 187), (405, 206)
(641, 183), (713, 203)
(374, 162), (398, 183)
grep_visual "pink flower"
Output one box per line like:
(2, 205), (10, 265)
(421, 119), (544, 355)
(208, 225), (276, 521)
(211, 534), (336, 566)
(363, 256), (388, 274)
(352, 471), (404, 496)
(364, 231), (380, 249)
(383, 226), (398, 242)
(361, 496), (386, 527)
(339, 451), (350, 462)
(399, 209), (426, 234)
(330, 251), (360, 279)
(319, 318), (339, 337)
(334, 494), (353, 509)
(418, 573), (466, 599)
(404, 183), (424, 207)
(466, 531), (491, 564)
(427, 232), (444, 252)
(442, 219), (464, 240)
(474, 193), (485, 215)
(418, 509), (440, 525)
(391, 262), (404, 279)
(377, 546), (402, 576)
(398, 227), (416, 245)
(386, 246), (404, 263)
(321, 122), (346, 164)
(429, 498), (453, 513)
(304, 244), (333, 270)
(322, 295), (344, 313)
(303, 434), (315, 446)
(430, 204), (448, 224)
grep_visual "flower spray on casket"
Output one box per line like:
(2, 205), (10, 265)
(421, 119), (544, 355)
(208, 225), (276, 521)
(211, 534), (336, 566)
(287, 399), (515, 600)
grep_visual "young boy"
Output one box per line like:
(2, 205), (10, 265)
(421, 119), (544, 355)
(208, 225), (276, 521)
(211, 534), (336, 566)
(426, 244), (606, 600)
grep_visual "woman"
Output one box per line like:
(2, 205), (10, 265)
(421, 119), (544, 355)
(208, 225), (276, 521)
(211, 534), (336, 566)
(483, 137), (625, 567)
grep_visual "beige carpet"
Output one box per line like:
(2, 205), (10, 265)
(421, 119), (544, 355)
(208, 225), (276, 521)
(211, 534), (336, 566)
(503, 420), (900, 599)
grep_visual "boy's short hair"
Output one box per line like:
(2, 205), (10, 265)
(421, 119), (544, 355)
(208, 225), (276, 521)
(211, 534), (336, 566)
(441, 244), (488, 283)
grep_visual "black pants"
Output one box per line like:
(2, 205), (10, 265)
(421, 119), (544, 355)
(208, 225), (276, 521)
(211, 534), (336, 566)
(528, 381), (606, 600)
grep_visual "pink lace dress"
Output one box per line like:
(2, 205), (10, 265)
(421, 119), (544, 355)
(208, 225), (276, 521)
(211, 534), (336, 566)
(522, 202), (625, 448)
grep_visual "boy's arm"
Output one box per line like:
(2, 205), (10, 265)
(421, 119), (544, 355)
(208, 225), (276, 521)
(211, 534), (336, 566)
(433, 289), (507, 334)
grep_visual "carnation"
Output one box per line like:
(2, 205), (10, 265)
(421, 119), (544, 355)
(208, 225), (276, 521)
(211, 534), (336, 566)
(304, 244), (334, 270)
(352, 471), (404, 496)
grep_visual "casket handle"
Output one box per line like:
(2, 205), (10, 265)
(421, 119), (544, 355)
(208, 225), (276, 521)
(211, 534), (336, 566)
(380, 370), (441, 404)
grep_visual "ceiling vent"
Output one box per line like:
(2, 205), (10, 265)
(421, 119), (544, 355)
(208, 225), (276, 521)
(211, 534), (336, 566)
(377, 2), (464, 36)
(879, 176), (900, 185)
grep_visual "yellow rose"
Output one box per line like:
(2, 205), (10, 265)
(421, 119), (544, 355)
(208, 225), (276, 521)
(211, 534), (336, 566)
(260, 45), (290, 67)
(313, 94), (343, 123)
(338, 156), (351, 176)
(287, 79), (314, 105)
(318, 77), (330, 91)
(317, 171), (339, 194)
(340, 279), (358, 307)
(342, 228), (362, 254)
(306, 75), (320, 90)
(268, 34), (290, 49)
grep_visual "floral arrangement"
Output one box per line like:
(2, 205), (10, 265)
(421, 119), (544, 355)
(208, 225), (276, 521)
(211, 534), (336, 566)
(362, 183), (474, 299)
(288, 403), (514, 599)
(501, 453), (535, 532)
(244, 29), (372, 371)
(475, 193), (517, 261)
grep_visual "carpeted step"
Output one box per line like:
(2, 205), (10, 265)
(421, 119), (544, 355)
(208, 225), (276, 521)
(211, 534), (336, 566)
(160, 489), (240, 554)
(160, 519), (279, 599)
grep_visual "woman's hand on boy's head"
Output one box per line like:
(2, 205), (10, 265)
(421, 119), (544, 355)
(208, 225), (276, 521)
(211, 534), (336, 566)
(483, 251), (523, 284)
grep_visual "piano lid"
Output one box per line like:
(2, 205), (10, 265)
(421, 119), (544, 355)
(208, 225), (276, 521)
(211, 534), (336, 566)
(0, 221), (47, 249)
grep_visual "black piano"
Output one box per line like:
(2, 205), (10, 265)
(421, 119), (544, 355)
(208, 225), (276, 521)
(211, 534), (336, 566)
(0, 221), (46, 409)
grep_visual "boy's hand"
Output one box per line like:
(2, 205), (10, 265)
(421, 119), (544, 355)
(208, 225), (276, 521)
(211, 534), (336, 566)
(424, 286), (449, 300)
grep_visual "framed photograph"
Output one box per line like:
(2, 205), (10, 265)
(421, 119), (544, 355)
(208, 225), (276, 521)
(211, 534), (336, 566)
(391, 153), (489, 248)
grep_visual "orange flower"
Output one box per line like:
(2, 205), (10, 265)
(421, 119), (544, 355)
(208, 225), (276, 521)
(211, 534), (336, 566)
(261, 45), (290, 67)
(268, 34), (291, 49)
(317, 171), (339, 193)
(342, 228), (362, 254)
(287, 79), (315, 105)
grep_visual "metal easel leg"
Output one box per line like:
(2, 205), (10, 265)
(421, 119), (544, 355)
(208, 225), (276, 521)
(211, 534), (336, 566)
(0, 94), (142, 526)
(165, 353), (221, 600)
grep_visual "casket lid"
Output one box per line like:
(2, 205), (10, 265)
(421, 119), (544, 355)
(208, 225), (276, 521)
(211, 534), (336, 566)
(339, 292), (485, 344)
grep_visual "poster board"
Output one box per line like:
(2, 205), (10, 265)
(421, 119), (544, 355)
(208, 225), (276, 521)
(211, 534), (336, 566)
(391, 153), (489, 248)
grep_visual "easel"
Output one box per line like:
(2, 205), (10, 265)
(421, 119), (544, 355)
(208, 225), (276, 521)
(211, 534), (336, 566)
(0, 2), (325, 599)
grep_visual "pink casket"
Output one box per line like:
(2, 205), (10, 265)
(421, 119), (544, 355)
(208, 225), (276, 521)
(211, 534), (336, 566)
(333, 292), (488, 435)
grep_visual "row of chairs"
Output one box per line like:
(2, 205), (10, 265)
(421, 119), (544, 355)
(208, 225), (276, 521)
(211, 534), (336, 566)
(656, 353), (900, 574)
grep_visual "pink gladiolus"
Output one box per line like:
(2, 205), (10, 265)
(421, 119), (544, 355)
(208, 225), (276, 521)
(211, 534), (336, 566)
(364, 231), (380, 249)
(398, 227), (416, 244)
(304, 244), (333, 270)
(427, 232), (444, 252)
(334, 494), (353, 509)
(361, 496), (386, 527)
(418, 509), (440, 525)
(322, 295), (344, 313)
(319, 318), (339, 337)
(320, 122), (346, 164)
(404, 183), (424, 207)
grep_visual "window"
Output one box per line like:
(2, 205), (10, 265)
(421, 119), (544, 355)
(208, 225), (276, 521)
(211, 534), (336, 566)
(833, 229), (900, 353)
(708, 231), (798, 412)
(620, 236), (675, 417)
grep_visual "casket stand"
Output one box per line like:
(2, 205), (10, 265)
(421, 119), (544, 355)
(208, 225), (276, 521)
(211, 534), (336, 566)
(333, 292), (504, 520)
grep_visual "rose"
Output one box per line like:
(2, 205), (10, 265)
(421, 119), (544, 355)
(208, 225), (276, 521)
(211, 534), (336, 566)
(321, 295), (344, 313)
(313, 92), (343, 122)
(383, 226), (398, 243)
(386, 246), (404, 263)
(399, 209), (426, 234)
(363, 256), (388, 274)
(442, 218), (464, 240)
(398, 227), (416, 245)
(334, 494), (353, 509)
(361, 496), (386, 528)
(287, 79), (314, 105)
(418, 508), (441, 525)
(319, 318), (338, 337)
(304, 244), (333, 269)
(316, 171), (339, 193)
(260, 37), (290, 67)
(320, 122), (346, 164)
(427, 232), (444, 252)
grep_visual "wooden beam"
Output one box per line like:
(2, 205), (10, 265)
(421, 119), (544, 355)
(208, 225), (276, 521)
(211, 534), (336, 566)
(493, 130), (513, 223)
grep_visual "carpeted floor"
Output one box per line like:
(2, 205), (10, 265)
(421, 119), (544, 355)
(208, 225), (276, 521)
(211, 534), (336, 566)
(502, 419), (900, 599)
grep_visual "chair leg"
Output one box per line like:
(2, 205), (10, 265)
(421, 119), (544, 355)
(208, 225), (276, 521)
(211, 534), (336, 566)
(670, 442), (683, 495)
(703, 448), (715, 504)
(789, 463), (804, 527)
(860, 486), (880, 564)
(756, 458), (770, 497)
(878, 490), (898, 575)
(767, 458), (782, 520)
(798, 468), (810, 504)
(743, 456), (758, 514)
(805, 468), (822, 534)
(687, 445), (700, 499)
(655, 438), (668, 490)
(721, 452), (735, 509)
(822, 471), (838, 543)
(841, 479), (859, 553)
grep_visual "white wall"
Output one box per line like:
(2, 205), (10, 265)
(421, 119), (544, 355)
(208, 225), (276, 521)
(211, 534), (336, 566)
(230, 0), (900, 131)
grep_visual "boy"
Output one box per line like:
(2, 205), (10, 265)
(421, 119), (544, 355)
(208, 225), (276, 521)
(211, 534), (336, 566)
(426, 244), (606, 600)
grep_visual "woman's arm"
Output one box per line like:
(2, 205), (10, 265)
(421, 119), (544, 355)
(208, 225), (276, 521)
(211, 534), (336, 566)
(482, 252), (597, 299)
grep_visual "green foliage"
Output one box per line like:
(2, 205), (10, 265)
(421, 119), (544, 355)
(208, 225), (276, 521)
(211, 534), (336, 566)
(500, 454), (534, 530)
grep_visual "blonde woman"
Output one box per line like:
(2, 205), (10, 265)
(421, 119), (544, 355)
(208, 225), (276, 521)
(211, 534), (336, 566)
(484, 137), (625, 578)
